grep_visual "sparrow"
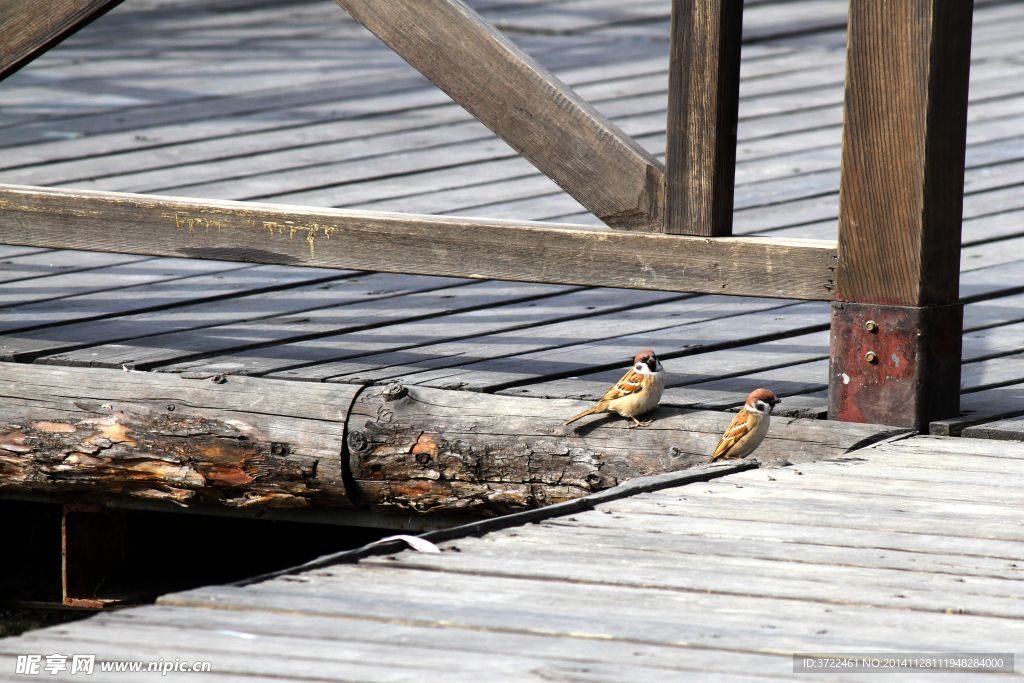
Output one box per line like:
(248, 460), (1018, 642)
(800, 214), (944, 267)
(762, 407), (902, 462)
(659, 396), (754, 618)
(710, 388), (781, 462)
(564, 349), (666, 428)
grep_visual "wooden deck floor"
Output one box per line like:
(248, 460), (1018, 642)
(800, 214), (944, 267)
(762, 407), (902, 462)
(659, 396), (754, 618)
(0, 0), (1022, 436)
(2, 434), (1023, 681)
(3, 0), (1024, 677)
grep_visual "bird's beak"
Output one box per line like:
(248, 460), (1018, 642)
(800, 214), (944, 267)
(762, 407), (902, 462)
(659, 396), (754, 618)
(771, 398), (782, 406)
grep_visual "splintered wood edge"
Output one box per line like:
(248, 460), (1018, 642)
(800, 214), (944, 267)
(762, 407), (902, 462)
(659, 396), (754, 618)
(0, 184), (837, 300)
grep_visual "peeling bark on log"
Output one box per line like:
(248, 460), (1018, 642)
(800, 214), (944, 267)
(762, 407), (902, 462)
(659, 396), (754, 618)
(0, 365), (907, 519)
(346, 384), (907, 517)
(0, 364), (357, 509)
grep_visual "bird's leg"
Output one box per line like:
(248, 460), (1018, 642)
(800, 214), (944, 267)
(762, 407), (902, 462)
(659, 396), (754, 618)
(628, 416), (653, 428)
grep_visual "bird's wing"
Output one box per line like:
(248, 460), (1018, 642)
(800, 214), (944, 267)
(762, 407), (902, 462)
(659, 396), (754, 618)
(711, 411), (753, 460)
(600, 368), (645, 402)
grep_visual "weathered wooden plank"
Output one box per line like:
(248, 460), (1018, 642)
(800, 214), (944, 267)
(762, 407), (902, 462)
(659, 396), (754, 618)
(720, 461), (1024, 507)
(932, 383), (1024, 436)
(0, 0), (125, 82)
(963, 416), (1024, 441)
(7, 607), (850, 683)
(404, 301), (829, 393)
(364, 532), (1024, 617)
(169, 286), (673, 379)
(0, 363), (358, 508)
(0, 50), (858, 185)
(0, 245), (46, 259)
(504, 517), (1024, 579)
(961, 209), (1024, 247)
(52, 280), (567, 371)
(878, 433), (1024, 460)
(0, 269), (415, 363)
(665, 0), (743, 236)
(0, 184), (839, 300)
(333, 0), (666, 231)
(66, 120), (524, 198)
(502, 331), (828, 410)
(159, 569), (1024, 655)
(552, 507), (1024, 563)
(961, 354), (1024, 394)
(658, 356), (828, 411)
(11, 65), (868, 208)
(602, 480), (1024, 540)
(0, 626), (814, 683)
(41, 272), (478, 369)
(283, 294), (786, 384)
(0, 264), (348, 336)
(0, 256), (247, 310)
(0, 249), (146, 287)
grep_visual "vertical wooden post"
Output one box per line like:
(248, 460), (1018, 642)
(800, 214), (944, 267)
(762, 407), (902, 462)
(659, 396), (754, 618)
(665, 0), (744, 236)
(829, 0), (973, 431)
(62, 504), (128, 608)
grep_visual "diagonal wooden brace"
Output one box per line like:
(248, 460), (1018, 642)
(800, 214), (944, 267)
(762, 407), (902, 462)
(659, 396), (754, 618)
(0, 0), (126, 82)
(332, 0), (666, 231)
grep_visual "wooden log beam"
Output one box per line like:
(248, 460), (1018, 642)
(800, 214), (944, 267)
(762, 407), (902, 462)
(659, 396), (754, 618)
(0, 366), (907, 520)
(0, 363), (357, 509)
(331, 0), (666, 231)
(346, 383), (909, 517)
(0, 0), (126, 82)
(665, 0), (744, 237)
(0, 184), (838, 301)
(830, 0), (972, 430)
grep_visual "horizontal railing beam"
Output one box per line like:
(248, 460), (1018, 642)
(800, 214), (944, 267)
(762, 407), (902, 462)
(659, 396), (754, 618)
(0, 185), (837, 300)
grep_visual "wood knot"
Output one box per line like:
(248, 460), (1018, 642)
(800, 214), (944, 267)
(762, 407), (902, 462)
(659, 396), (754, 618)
(271, 443), (290, 456)
(412, 434), (438, 465)
(347, 430), (371, 453)
(381, 382), (407, 401)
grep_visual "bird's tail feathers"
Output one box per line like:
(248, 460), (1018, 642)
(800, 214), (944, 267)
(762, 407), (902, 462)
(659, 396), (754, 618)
(564, 403), (606, 425)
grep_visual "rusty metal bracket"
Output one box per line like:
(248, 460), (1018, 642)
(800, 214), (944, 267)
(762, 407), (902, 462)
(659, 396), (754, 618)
(829, 301), (962, 430)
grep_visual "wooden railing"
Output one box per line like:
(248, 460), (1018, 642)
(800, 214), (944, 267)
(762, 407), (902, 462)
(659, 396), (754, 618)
(0, 0), (974, 430)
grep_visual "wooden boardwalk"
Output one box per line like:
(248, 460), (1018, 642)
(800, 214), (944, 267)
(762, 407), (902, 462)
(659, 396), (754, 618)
(3, 434), (1023, 680)
(0, 0), (1021, 436)
(3, 0), (1024, 677)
